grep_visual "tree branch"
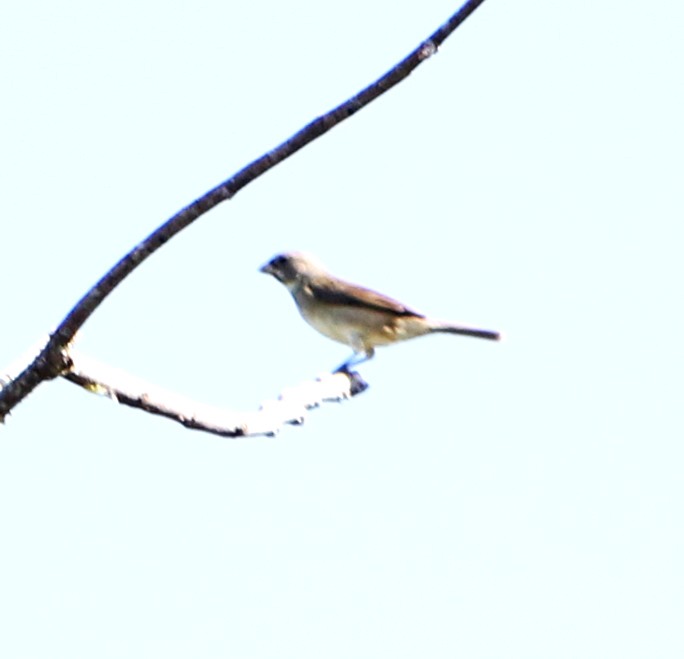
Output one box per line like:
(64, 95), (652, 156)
(64, 351), (368, 437)
(0, 0), (488, 421)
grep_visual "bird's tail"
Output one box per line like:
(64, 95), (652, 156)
(427, 319), (501, 341)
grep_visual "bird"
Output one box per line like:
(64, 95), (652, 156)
(260, 251), (501, 371)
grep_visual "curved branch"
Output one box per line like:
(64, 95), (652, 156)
(0, 0), (487, 420)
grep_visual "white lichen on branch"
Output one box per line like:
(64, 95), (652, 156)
(64, 351), (367, 437)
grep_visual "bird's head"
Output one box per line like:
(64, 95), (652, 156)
(260, 251), (327, 288)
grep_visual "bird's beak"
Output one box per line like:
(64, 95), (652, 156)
(259, 261), (274, 276)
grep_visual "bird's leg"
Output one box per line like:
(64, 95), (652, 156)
(334, 347), (374, 373)
(334, 354), (364, 373)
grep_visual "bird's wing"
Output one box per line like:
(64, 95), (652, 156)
(306, 278), (423, 317)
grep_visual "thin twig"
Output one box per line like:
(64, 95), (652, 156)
(0, 0), (488, 420)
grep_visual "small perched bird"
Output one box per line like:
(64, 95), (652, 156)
(260, 251), (501, 371)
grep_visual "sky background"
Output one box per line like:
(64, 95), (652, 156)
(1, 1), (683, 657)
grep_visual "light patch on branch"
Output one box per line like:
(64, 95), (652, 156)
(64, 351), (368, 437)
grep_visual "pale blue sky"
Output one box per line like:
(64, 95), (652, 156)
(1, 1), (683, 657)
